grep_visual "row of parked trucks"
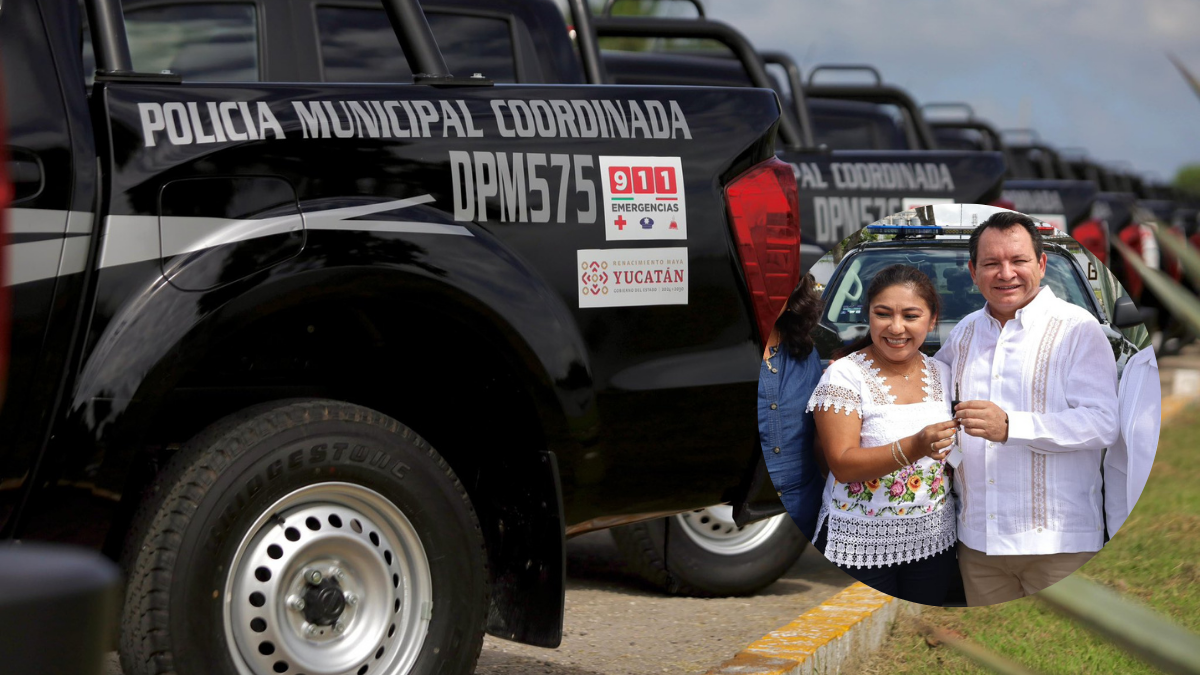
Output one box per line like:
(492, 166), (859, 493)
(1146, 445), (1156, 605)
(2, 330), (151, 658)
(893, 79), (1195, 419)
(0, 0), (1195, 674)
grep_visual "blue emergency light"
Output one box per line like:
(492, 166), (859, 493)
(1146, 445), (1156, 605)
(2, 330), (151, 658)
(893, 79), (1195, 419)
(865, 225), (995, 237)
(865, 225), (942, 236)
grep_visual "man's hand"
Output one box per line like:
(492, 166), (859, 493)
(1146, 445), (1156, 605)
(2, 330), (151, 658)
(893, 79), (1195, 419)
(955, 400), (1009, 443)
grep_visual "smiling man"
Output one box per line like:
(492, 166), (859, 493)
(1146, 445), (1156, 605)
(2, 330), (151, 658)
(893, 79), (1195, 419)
(934, 211), (1119, 606)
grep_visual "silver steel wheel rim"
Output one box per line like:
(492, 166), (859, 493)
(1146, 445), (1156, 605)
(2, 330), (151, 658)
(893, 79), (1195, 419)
(674, 507), (787, 555)
(224, 482), (432, 675)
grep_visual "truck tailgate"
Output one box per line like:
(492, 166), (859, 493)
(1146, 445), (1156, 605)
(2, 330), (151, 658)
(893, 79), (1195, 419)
(781, 149), (1006, 268)
(90, 82), (783, 520)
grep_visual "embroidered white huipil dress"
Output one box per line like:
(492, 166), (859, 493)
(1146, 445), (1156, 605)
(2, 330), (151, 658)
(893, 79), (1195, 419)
(806, 351), (957, 568)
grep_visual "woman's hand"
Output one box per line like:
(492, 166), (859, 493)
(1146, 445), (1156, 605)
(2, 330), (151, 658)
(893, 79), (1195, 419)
(914, 420), (958, 461)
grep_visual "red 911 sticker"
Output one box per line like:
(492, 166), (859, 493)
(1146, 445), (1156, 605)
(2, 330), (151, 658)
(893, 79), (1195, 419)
(599, 156), (687, 241)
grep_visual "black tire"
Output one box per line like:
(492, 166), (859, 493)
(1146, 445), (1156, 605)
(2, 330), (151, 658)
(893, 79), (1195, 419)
(611, 510), (804, 597)
(119, 399), (488, 675)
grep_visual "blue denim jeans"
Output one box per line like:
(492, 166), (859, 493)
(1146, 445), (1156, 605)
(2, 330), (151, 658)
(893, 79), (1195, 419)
(758, 346), (823, 542)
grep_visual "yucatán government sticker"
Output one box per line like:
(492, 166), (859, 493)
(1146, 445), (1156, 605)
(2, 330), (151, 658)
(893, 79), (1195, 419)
(578, 248), (689, 308)
(599, 156), (687, 241)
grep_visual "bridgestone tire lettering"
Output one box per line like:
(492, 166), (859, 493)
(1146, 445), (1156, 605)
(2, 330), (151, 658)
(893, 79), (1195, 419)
(118, 399), (488, 675)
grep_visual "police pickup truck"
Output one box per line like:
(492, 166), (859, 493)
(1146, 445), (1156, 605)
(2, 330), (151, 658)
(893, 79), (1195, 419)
(925, 106), (1104, 258)
(580, 7), (1008, 273)
(0, 0), (802, 673)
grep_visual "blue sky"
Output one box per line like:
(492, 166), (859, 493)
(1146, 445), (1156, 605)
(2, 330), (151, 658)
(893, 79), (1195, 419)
(675, 0), (1200, 184)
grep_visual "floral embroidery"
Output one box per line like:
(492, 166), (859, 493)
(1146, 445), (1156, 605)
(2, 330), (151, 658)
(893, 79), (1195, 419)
(829, 497), (952, 519)
(844, 480), (875, 502)
(925, 466), (947, 502)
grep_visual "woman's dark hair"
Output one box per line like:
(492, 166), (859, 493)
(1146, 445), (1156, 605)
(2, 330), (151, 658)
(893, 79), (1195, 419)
(833, 264), (941, 359)
(775, 274), (822, 359)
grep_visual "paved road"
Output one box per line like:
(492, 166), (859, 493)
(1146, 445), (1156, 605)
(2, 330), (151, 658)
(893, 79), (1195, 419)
(105, 527), (852, 675)
(475, 528), (850, 675)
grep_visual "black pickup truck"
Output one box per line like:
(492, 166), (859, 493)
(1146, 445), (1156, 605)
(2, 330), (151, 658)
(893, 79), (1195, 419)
(926, 108), (1101, 241)
(0, 0), (802, 673)
(580, 11), (1008, 273)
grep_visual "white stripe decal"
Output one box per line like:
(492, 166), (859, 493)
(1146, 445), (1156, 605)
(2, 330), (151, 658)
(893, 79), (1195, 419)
(99, 215), (159, 269)
(9, 208), (93, 234)
(67, 211), (94, 234)
(160, 213), (304, 258)
(304, 195), (471, 236)
(6, 239), (69, 287)
(306, 194), (437, 221)
(307, 219), (472, 236)
(2, 210), (95, 286)
(10, 208), (67, 234)
(57, 235), (92, 277)
(100, 194), (467, 269)
(5, 197), (465, 284)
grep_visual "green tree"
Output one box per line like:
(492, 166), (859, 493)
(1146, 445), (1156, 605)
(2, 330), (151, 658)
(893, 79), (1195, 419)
(1175, 164), (1200, 195)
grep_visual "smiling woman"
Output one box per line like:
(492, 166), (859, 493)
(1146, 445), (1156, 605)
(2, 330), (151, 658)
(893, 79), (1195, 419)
(804, 262), (960, 606)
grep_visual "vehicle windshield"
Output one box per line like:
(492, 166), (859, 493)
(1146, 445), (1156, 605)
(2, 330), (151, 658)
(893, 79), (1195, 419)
(822, 246), (1097, 348)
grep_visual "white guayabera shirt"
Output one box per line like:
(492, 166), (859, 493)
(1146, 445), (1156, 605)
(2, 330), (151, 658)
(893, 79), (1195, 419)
(935, 287), (1119, 556)
(1103, 346), (1161, 539)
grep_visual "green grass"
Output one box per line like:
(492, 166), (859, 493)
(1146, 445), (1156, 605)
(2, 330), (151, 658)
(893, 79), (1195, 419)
(858, 404), (1200, 675)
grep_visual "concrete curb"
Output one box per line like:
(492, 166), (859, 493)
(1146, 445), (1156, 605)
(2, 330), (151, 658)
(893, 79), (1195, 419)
(704, 582), (918, 675)
(1160, 393), (1193, 424)
(706, 392), (1196, 675)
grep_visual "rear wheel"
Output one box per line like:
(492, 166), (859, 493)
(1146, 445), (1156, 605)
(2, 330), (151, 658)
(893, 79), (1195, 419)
(612, 508), (804, 597)
(120, 399), (487, 675)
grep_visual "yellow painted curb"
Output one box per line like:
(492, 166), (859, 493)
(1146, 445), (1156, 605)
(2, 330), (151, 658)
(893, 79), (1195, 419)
(705, 582), (914, 675)
(1160, 394), (1193, 425)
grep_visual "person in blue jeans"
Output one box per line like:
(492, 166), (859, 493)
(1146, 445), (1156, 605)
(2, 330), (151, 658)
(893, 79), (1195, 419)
(758, 274), (825, 542)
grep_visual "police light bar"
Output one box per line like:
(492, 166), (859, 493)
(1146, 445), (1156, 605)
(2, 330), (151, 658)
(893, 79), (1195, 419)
(865, 225), (941, 236)
(866, 224), (1065, 237)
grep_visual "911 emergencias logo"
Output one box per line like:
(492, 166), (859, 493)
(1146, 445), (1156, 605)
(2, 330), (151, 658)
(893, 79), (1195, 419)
(599, 156), (687, 241)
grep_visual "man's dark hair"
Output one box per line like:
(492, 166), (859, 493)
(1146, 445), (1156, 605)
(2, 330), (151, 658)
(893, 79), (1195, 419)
(968, 211), (1044, 266)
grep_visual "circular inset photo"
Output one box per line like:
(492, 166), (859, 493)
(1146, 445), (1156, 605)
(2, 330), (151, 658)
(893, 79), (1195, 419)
(758, 204), (1161, 607)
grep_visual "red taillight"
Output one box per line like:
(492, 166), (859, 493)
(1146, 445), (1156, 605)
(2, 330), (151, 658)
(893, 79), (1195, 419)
(1071, 218), (1108, 265)
(725, 157), (801, 346)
